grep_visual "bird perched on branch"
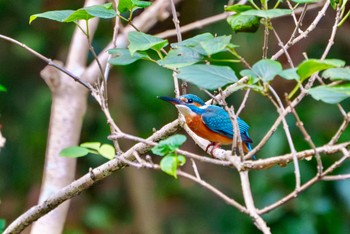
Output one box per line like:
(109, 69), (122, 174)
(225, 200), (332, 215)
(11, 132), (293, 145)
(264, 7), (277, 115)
(159, 94), (255, 159)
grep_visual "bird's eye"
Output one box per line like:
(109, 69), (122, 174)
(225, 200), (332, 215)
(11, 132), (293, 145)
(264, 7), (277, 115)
(187, 98), (193, 103)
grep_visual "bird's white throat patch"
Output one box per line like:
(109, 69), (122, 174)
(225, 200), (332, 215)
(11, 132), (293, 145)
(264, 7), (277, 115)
(175, 105), (196, 117)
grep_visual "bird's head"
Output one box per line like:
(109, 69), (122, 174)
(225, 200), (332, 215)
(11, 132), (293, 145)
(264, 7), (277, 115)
(158, 94), (206, 117)
(158, 94), (205, 107)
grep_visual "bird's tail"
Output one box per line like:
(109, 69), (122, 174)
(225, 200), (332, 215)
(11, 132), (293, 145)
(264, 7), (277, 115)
(243, 142), (256, 160)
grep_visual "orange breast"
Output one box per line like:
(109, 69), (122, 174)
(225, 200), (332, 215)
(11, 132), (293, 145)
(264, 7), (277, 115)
(185, 115), (232, 145)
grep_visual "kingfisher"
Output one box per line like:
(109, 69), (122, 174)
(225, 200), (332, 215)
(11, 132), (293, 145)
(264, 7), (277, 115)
(159, 94), (255, 159)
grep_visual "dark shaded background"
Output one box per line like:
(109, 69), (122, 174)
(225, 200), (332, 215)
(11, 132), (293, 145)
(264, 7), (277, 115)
(1, 0), (350, 233)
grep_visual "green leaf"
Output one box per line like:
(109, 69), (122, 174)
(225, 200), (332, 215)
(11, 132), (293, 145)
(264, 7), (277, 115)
(227, 14), (260, 33)
(80, 142), (101, 151)
(199, 35), (232, 56)
(133, 0), (152, 8)
(158, 47), (203, 69)
(128, 31), (168, 55)
(225, 4), (254, 13)
(0, 85), (7, 92)
(240, 59), (282, 82)
(308, 84), (350, 104)
(30, 3), (116, 24)
(279, 68), (300, 80)
(60, 146), (89, 158)
(118, 0), (133, 13)
(177, 155), (186, 166)
(160, 155), (178, 178)
(152, 134), (187, 156)
(0, 219), (6, 232)
(297, 59), (345, 80)
(172, 33), (214, 48)
(108, 48), (150, 65)
(241, 9), (292, 18)
(322, 67), (350, 81)
(98, 144), (115, 160)
(30, 10), (74, 24)
(178, 64), (238, 90)
(64, 3), (116, 22)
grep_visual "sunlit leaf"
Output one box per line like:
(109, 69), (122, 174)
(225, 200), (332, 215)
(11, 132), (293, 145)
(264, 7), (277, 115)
(279, 68), (300, 80)
(307, 84), (350, 104)
(152, 134), (187, 156)
(178, 64), (238, 90)
(297, 59), (345, 80)
(118, 0), (133, 13)
(241, 9), (292, 18)
(177, 155), (186, 166)
(128, 31), (168, 55)
(240, 59), (282, 82)
(133, 0), (152, 8)
(158, 47), (203, 69)
(160, 155), (178, 178)
(60, 146), (89, 158)
(98, 144), (115, 160)
(227, 14), (260, 33)
(322, 67), (350, 81)
(80, 142), (101, 151)
(225, 4), (254, 13)
(108, 48), (150, 65)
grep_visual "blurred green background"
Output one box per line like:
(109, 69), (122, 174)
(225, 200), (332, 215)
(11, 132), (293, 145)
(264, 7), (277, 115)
(1, 0), (350, 233)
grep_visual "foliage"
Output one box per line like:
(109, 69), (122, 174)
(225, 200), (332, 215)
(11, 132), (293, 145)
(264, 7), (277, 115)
(60, 142), (115, 160)
(152, 134), (187, 178)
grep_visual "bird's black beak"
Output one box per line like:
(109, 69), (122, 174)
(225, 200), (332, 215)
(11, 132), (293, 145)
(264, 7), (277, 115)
(157, 96), (185, 105)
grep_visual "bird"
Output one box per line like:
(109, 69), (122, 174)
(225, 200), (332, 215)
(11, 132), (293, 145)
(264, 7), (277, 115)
(158, 94), (255, 159)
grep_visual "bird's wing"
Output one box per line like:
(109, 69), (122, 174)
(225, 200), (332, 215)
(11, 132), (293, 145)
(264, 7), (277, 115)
(201, 111), (233, 139)
(201, 110), (252, 143)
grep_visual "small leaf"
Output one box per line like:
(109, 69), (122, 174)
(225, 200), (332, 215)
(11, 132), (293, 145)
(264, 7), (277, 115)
(178, 64), (238, 90)
(133, 0), (152, 8)
(158, 47), (203, 69)
(30, 10), (74, 24)
(118, 0), (133, 13)
(241, 9), (292, 18)
(279, 68), (300, 80)
(108, 48), (150, 65)
(308, 84), (350, 104)
(225, 4), (254, 13)
(98, 144), (115, 160)
(177, 155), (186, 166)
(297, 59), (345, 80)
(80, 142), (101, 151)
(152, 134), (187, 156)
(0, 85), (7, 92)
(322, 67), (350, 81)
(128, 31), (168, 55)
(60, 146), (89, 158)
(160, 155), (178, 178)
(241, 59), (282, 82)
(227, 14), (260, 33)
(199, 35), (232, 56)
(64, 3), (116, 22)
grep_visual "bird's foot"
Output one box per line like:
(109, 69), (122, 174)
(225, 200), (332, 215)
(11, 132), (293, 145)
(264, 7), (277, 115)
(205, 142), (221, 157)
